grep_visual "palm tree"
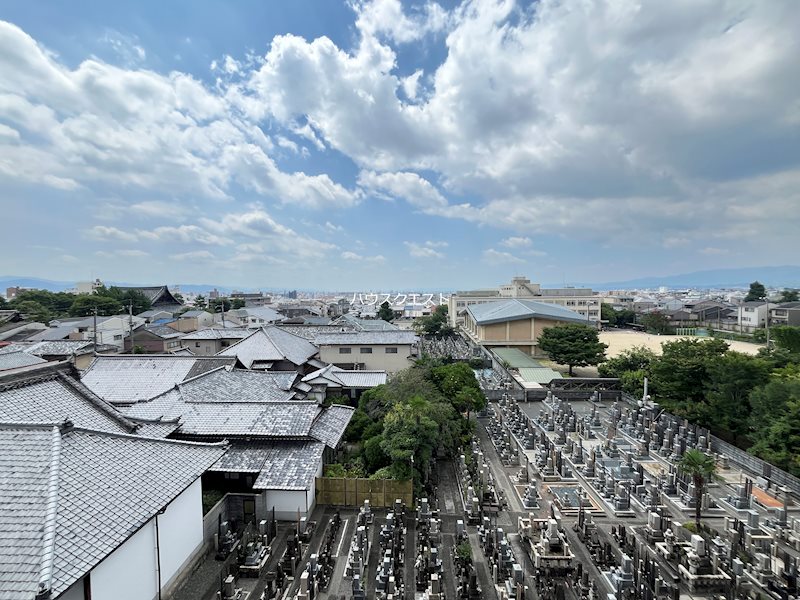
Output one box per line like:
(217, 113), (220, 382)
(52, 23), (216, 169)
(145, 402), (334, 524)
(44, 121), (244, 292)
(678, 449), (717, 527)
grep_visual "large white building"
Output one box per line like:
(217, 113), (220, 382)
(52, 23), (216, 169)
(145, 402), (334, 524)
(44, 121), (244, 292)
(449, 277), (600, 328)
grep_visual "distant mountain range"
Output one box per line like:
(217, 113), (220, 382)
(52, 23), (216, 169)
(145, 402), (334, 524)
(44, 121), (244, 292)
(2, 265), (799, 295)
(569, 265), (800, 290)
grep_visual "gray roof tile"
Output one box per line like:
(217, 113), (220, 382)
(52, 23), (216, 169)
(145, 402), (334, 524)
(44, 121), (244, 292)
(314, 331), (418, 346)
(217, 327), (318, 368)
(309, 405), (355, 448)
(253, 441), (324, 490)
(0, 351), (47, 371)
(0, 423), (225, 599)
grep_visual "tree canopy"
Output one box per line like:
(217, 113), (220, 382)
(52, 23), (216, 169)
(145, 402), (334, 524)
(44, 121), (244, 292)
(779, 289), (799, 303)
(413, 304), (453, 336)
(744, 280), (767, 302)
(641, 311), (671, 334)
(678, 449), (717, 526)
(538, 323), (607, 375)
(377, 301), (395, 322)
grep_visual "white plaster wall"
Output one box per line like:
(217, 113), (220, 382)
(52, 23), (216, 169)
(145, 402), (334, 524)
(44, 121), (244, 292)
(158, 479), (204, 588)
(89, 481), (203, 600)
(90, 519), (157, 600)
(266, 489), (309, 520)
(319, 345), (412, 373)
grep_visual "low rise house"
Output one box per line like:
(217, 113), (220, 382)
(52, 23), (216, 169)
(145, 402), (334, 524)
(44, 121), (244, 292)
(170, 309), (215, 332)
(217, 326), (321, 372)
(737, 302), (776, 332)
(223, 307), (284, 327)
(179, 327), (254, 355)
(314, 330), (418, 372)
(124, 324), (184, 353)
(0, 340), (118, 369)
(770, 302), (800, 326)
(301, 364), (387, 403)
(136, 309), (174, 323)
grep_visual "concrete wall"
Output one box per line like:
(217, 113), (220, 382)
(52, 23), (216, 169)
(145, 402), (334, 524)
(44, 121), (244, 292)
(182, 339), (221, 356)
(264, 489), (309, 521)
(158, 479), (203, 590)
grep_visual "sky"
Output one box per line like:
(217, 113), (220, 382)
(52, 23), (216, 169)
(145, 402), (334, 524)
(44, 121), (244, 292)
(1, 0), (799, 291)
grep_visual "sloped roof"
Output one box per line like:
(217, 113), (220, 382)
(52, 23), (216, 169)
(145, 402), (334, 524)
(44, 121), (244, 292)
(309, 404), (355, 448)
(177, 368), (298, 403)
(275, 324), (357, 341)
(337, 314), (399, 331)
(0, 423), (225, 599)
(517, 367), (563, 384)
(209, 442), (273, 473)
(492, 347), (542, 369)
(0, 351), (47, 371)
(81, 355), (236, 404)
(232, 307), (284, 322)
(180, 327), (253, 341)
(0, 371), (137, 434)
(314, 331), (418, 346)
(180, 310), (211, 318)
(467, 298), (587, 325)
(0, 340), (97, 358)
(217, 326), (318, 368)
(173, 402), (322, 437)
(117, 285), (181, 306)
(302, 364), (387, 388)
(253, 441), (324, 490)
(26, 324), (76, 342)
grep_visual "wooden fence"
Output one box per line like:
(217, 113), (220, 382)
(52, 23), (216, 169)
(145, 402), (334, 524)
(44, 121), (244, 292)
(315, 477), (413, 508)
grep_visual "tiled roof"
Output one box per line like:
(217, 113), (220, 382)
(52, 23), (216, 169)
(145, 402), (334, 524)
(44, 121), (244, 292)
(231, 307), (284, 322)
(144, 324), (182, 339)
(0, 351), (47, 371)
(26, 325), (76, 341)
(467, 298), (587, 325)
(117, 285), (181, 306)
(253, 441), (324, 490)
(0, 340), (97, 358)
(302, 364), (387, 388)
(309, 405), (354, 448)
(274, 324), (357, 341)
(314, 331), (418, 346)
(81, 356), (236, 404)
(174, 401), (322, 437)
(337, 314), (399, 331)
(0, 371), (138, 435)
(0, 423), (225, 599)
(209, 442), (272, 473)
(178, 368), (298, 403)
(217, 327), (318, 368)
(180, 327), (253, 341)
(129, 419), (181, 438)
(180, 310), (210, 318)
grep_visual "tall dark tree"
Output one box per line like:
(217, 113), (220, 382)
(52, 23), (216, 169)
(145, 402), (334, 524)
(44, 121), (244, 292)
(779, 289), (799, 302)
(68, 295), (124, 317)
(377, 301), (395, 322)
(413, 304), (453, 336)
(538, 323), (607, 376)
(770, 326), (800, 354)
(641, 311), (671, 334)
(744, 281), (767, 302)
(193, 294), (207, 308)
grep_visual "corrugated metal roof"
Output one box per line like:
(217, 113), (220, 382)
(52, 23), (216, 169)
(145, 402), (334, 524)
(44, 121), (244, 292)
(467, 298), (587, 325)
(492, 347), (542, 368)
(517, 367), (563, 384)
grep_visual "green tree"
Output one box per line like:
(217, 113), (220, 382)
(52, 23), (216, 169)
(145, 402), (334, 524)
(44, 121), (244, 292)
(100, 287), (152, 314)
(363, 434), (391, 472)
(749, 398), (800, 477)
(14, 300), (52, 324)
(173, 292), (185, 304)
(68, 295), (123, 317)
(209, 298), (232, 312)
(705, 352), (771, 443)
(649, 338), (729, 423)
(641, 311), (671, 334)
(779, 289), (799, 302)
(231, 298), (246, 309)
(749, 379), (800, 435)
(771, 326), (800, 354)
(413, 304), (453, 336)
(598, 346), (657, 397)
(601, 304), (636, 328)
(377, 301), (395, 322)
(9, 290), (75, 316)
(0, 295), (6, 309)
(744, 281), (767, 302)
(193, 294), (207, 308)
(678, 449), (718, 527)
(381, 397), (439, 485)
(538, 323), (607, 376)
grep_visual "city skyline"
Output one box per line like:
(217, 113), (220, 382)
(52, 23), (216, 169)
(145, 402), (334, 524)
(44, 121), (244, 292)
(2, 0), (799, 289)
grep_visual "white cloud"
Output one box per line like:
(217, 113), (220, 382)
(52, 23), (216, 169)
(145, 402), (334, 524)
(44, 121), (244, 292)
(353, 0), (450, 44)
(173, 250), (215, 261)
(404, 240), (446, 259)
(85, 225), (138, 242)
(138, 225), (230, 246)
(325, 221), (344, 232)
(358, 170), (448, 211)
(500, 236), (531, 249)
(482, 248), (525, 265)
(341, 251), (386, 263)
(129, 201), (190, 220)
(117, 249), (149, 257)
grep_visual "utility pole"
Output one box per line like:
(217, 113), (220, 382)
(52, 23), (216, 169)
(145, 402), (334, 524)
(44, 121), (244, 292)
(765, 297), (771, 349)
(218, 301), (226, 327)
(128, 302), (134, 354)
(92, 308), (98, 356)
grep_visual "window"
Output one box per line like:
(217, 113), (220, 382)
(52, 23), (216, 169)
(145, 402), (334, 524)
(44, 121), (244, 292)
(195, 342), (201, 348)
(113, 334), (122, 341)
(339, 347), (352, 354)
(385, 347), (398, 354)
(360, 347), (373, 354)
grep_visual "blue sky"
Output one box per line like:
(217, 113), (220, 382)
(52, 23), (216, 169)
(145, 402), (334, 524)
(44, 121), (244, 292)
(1, 0), (798, 291)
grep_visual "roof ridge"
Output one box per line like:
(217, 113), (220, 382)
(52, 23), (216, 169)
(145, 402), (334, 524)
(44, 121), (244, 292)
(56, 372), (139, 433)
(37, 424), (62, 598)
(66, 425), (230, 447)
(179, 364), (229, 386)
